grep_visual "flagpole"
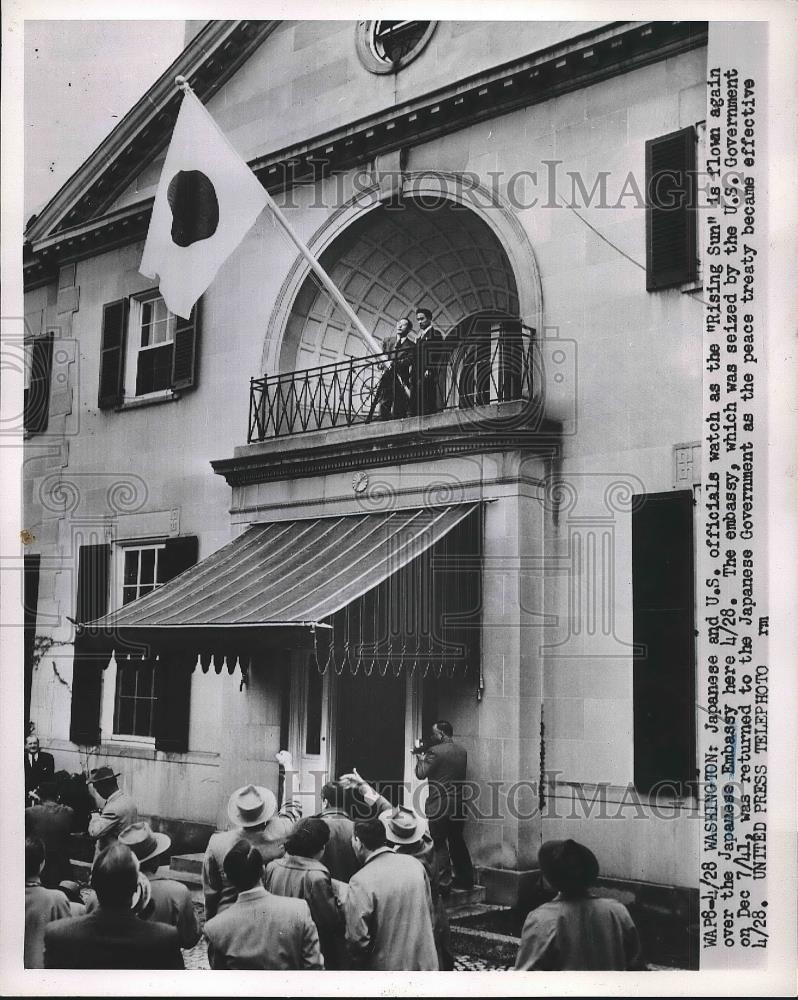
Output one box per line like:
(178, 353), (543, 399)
(174, 76), (383, 356)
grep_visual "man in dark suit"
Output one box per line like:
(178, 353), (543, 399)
(25, 781), (75, 887)
(414, 719), (474, 894)
(44, 843), (184, 969)
(25, 735), (55, 804)
(412, 307), (447, 415)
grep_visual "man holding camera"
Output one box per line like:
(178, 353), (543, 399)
(413, 720), (474, 895)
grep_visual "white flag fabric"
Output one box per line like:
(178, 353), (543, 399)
(140, 89), (269, 319)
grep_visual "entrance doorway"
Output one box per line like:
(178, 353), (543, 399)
(335, 669), (407, 805)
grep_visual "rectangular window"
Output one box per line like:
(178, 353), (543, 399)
(114, 544), (165, 739)
(129, 293), (177, 398)
(632, 490), (696, 795)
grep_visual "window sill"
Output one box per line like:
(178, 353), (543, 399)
(109, 734), (155, 747)
(680, 280), (703, 295)
(116, 389), (180, 411)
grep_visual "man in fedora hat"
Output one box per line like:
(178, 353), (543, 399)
(379, 805), (453, 971)
(86, 765), (138, 855)
(86, 821), (200, 949)
(514, 839), (644, 971)
(202, 755), (302, 920)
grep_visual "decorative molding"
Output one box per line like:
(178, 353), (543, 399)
(24, 19), (707, 292)
(212, 402), (562, 488)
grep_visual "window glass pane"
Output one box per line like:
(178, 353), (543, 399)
(135, 343), (173, 395)
(139, 548), (156, 587)
(122, 585), (138, 605)
(118, 664), (136, 695)
(123, 550), (139, 588)
(305, 667), (323, 755)
(137, 698), (153, 737)
(116, 695), (134, 735)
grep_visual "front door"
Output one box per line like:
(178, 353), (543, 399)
(289, 653), (331, 815)
(335, 669), (407, 805)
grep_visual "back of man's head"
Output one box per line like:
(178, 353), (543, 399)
(37, 781), (58, 802)
(91, 843), (139, 909)
(25, 836), (45, 879)
(354, 818), (387, 853)
(321, 781), (347, 809)
(223, 838), (264, 891)
(434, 719), (453, 738)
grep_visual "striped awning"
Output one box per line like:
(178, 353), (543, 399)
(88, 504), (481, 645)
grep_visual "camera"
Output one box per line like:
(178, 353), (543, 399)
(410, 738), (429, 756)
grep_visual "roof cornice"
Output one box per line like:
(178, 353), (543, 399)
(25, 20), (277, 244)
(24, 20), (707, 292)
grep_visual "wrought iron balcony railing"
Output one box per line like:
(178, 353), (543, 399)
(248, 322), (535, 442)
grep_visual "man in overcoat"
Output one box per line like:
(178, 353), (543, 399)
(44, 843), (184, 969)
(344, 818), (438, 970)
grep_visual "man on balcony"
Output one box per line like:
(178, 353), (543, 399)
(367, 317), (414, 422)
(412, 308), (446, 416)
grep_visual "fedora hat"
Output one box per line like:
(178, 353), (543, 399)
(227, 784), (277, 828)
(379, 805), (427, 845)
(86, 765), (121, 785)
(538, 838), (599, 894)
(118, 822), (171, 865)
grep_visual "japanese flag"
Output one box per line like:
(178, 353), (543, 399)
(140, 89), (269, 319)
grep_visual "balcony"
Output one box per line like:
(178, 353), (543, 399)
(249, 321), (537, 442)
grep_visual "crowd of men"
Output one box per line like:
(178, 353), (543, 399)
(24, 718), (644, 971)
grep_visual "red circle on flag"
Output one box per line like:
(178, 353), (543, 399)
(167, 170), (220, 247)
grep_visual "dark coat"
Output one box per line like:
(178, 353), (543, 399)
(265, 854), (344, 967)
(414, 738), (468, 820)
(318, 808), (359, 883)
(25, 750), (55, 798)
(44, 907), (184, 969)
(25, 802), (75, 886)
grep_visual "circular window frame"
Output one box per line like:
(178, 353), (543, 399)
(355, 20), (437, 75)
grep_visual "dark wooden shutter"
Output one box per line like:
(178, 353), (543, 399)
(171, 300), (200, 391)
(632, 491), (696, 794)
(154, 536), (199, 753)
(24, 334), (54, 434)
(70, 544), (111, 745)
(645, 127), (697, 291)
(24, 554), (41, 727)
(98, 299), (129, 409)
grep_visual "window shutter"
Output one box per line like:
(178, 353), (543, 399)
(24, 554), (41, 728)
(632, 491), (696, 794)
(98, 299), (129, 409)
(24, 334), (54, 434)
(154, 535), (199, 753)
(171, 300), (200, 391)
(645, 127), (697, 291)
(70, 543), (111, 746)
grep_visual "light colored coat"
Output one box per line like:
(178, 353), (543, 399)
(202, 799), (301, 919)
(87, 788), (138, 853)
(203, 885), (322, 970)
(25, 880), (71, 968)
(514, 893), (644, 971)
(344, 847), (438, 971)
